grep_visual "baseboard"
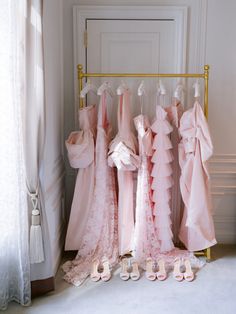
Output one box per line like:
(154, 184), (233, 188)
(31, 277), (55, 298)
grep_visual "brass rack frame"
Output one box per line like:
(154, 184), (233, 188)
(77, 63), (211, 261)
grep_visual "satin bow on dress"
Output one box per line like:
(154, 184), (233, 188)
(178, 101), (217, 251)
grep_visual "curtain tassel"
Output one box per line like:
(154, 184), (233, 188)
(29, 193), (45, 264)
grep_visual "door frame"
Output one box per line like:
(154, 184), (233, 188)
(73, 5), (188, 112)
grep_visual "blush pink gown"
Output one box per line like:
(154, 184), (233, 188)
(62, 92), (118, 286)
(165, 101), (184, 244)
(132, 114), (159, 263)
(108, 89), (139, 256)
(64, 104), (97, 250)
(151, 105), (174, 253)
(178, 101), (217, 251)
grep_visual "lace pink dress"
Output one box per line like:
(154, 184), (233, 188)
(151, 105), (174, 253)
(65, 105), (97, 250)
(108, 89), (139, 256)
(165, 101), (184, 244)
(178, 101), (217, 251)
(62, 92), (118, 286)
(132, 114), (159, 263)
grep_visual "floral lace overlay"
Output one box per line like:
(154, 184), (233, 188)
(132, 115), (159, 264)
(62, 93), (118, 286)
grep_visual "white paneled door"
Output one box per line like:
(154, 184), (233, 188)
(85, 19), (180, 130)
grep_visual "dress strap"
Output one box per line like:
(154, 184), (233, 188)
(117, 89), (131, 136)
(98, 91), (109, 129)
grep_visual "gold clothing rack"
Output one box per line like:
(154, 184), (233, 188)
(77, 64), (211, 261)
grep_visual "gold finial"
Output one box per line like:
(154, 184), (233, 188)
(77, 64), (83, 80)
(77, 64), (83, 71)
(204, 64), (210, 71)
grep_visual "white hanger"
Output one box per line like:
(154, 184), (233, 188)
(80, 79), (97, 98)
(157, 80), (166, 96)
(137, 80), (146, 114)
(117, 80), (128, 95)
(137, 80), (146, 96)
(97, 81), (114, 97)
(193, 79), (200, 98)
(174, 81), (184, 101)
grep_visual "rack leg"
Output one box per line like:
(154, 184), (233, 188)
(77, 64), (84, 109)
(204, 64), (209, 119)
(206, 248), (211, 261)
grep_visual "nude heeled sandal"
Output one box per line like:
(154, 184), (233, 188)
(183, 259), (194, 282)
(156, 259), (167, 281)
(90, 259), (101, 282)
(120, 258), (130, 281)
(145, 258), (156, 281)
(130, 260), (140, 281)
(101, 257), (111, 282)
(173, 258), (184, 282)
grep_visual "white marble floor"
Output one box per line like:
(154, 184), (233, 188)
(5, 245), (236, 314)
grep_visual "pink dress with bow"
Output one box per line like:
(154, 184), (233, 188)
(62, 92), (118, 286)
(65, 104), (97, 250)
(108, 89), (139, 256)
(151, 105), (174, 253)
(132, 114), (159, 263)
(178, 101), (217, 251)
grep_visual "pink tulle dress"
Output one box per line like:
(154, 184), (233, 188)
(132, 114), (159, 263)
(64, 104), (97, 250)
(62, 92), (119, 286)
(165, 100), (184, 244)
(108, 89), (139, 256)
(178, 101), (217, 251)
(151, 105), (174, 253)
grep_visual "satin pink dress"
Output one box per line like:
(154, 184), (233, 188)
(178, 101), (217, 251)
(65, 105), (97, 250)
(108, 89), (139, 256)
(62, 92), (118, 286)
(165, 101), (184, 244)
(151, 105), (174, 253)
(132, 114), (159, 263)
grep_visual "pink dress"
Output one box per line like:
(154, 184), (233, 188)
(132, 114), (159, 263)
(178, 101), (217, 251)
(65, 105), (97, 250)
(165, 101), (184, 244)
(151, 105), (174, 253)
(62, 92), (118, 286)
(108, 89), (139, 256)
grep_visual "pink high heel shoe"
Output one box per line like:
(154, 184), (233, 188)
(183, 259), (194, 282)
(130, 260), (140, 281)
(145, 258), (156, 281)
(120, 258), (130, 281)
(173, 258), (184, 282)
(156, 259), (167, 281)
(90, 259), (101, 282)
(101, 257), (111, 282)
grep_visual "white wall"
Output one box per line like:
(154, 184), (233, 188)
(63, 0), (236, 243)
(43, 0), (65, 274)
(206, 0), (236, 243)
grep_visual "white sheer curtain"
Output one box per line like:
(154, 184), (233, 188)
(0, 0), (31, 310)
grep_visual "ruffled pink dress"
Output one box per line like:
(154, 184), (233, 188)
(132, 114), (159, 263)
(108, 89), (139, 256)
(62, 92), (118, 286)
(65, 105), (97, 250)
(151, 105), (174, 253)
(178, 101), (217, 251)
(165, 101), (184, 244)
